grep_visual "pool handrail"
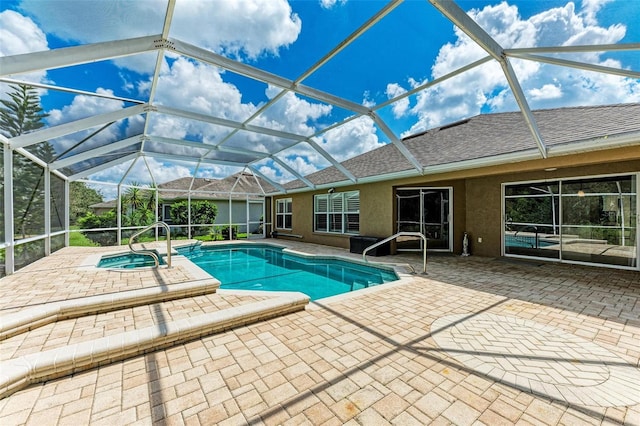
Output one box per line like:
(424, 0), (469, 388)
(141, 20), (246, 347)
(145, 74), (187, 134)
(362, 232), (427, 274)
(128, 221), (172, 268)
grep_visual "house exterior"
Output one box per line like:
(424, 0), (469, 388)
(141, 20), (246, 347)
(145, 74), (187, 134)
(91, 172), (274, 236)
(269, 104), (640, 270)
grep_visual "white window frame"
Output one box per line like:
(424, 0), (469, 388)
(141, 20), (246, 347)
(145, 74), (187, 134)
(276, 198), (292, 230)
(314, 190), (360, 234)
(502, 172), (639, 271)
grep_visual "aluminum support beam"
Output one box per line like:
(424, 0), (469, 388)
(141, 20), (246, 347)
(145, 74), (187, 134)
(247, 165), (286, 193)
(44, 168), (51, 256)
(428, 0), (547, 158)
(149, 135), (269, 161)
(10, 104), (148, 149)
(505, 43), (640, 54)
(371, 114), (424, 171)
(428, 0), (504, 61)
(0, 35), (160, 76)
(153, 105), (308, 142)
(68, 153), (139, 181)
(0, 78), (145, 104)
(3, 145), (15, 275)
(305, 139), (357, 182)
(49, 135), (143, 170)
(271, 156), (315, 189)
(500, 59), (547, 158)
(64, 180), (70, 247)
(506, 53), (640, 79)
(143, 152), (250, 168)
(171, 38), (371, 115)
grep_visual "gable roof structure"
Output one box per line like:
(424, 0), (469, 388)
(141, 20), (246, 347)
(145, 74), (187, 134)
(282, 103), (640, 191)
(1, 1), (638, 196)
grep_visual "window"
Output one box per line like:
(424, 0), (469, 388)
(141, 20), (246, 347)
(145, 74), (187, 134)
(276, 198), (292, 229)
(314, 191), (359, 234)
(162, 204), (173, 224)
(504, 174), (637, 268)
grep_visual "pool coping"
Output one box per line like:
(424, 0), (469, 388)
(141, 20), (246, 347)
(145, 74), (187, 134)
(192, 240), (418, 307)
(0, 291), (309, 399)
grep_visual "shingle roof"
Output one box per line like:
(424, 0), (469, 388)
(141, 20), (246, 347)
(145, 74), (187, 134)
(284, 103), (640, 190)
(158, 172), (276, 200)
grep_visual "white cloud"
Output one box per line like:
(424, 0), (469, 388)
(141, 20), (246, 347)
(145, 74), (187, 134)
(281, 155), (320, 177)
(320, 116), (384, 162)
(90, 157), (194, 187)
(149, 57), (257, 121)
(0, 10), (47, 56)
(581, 0), (615, 25)
(0, 10), (49, 88)
(394, 0), (637, 135)
(386, 83), (409, 118)
(257, 86), (332, 135)
(320, 0), (346, 10)
(19, 0), (301, 62)
(528, 83), (563, 100)
(47, 88), (124, 125)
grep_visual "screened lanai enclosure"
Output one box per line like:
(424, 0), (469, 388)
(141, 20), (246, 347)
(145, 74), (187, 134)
(1, 0), (639, 275)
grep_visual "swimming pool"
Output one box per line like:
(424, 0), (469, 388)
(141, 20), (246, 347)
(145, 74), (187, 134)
(97, 250), (166, 268)
(505, 235), (557, 249)
(177, 244), (398, 300)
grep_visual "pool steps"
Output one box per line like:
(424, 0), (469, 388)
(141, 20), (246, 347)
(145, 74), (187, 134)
(0, 287), (309, 399)
(0, 278), (221, 341)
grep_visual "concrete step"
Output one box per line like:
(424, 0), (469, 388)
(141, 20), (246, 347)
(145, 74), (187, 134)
(0, 290), (309, 399)
(1, 278), (221, 341)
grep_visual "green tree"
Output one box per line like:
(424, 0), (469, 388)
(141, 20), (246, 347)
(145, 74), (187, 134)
(0, 84), (54, 239)
(0, 84), (47, 137)
(170, 200), (218, 236)
(69, 182), (104, 225)
(121, 183), (158, 227)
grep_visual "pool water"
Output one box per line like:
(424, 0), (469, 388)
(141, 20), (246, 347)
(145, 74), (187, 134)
(97, 250), (165, 268)
(178, 244), (398, 300)
(505, 235), (557, 248)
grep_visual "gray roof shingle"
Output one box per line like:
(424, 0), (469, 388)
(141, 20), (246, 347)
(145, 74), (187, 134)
(283, 103), (640, 190)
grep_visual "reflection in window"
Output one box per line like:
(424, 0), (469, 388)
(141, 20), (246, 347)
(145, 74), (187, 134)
(561, 175), (636, 267)
(504, 182), (560, 259)
(504, 175), (637, 268)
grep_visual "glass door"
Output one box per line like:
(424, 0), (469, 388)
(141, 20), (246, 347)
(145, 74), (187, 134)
(397, 187), (452, 251)
(247, 199), (265, 239)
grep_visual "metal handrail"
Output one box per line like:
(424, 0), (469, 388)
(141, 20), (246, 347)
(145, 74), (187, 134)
(128, 221), (172, 268)
(514, 225), (539, 249)
(362, 232), (427, 274)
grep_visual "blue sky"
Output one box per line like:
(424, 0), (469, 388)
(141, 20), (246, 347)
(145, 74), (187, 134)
(0, 0), (638, 191)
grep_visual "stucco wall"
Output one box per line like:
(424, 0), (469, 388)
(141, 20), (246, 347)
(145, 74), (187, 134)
(272, 150), (639, 256)
(465, 159), (640, 257)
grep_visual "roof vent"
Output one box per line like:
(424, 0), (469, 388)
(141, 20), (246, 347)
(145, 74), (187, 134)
(438, 118), (470, 131)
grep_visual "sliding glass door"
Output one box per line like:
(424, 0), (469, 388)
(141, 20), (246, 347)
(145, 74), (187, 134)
(397, 187), (452, 251)
(504, 174), (638, 269)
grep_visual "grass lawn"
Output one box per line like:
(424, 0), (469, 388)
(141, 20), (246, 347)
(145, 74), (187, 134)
(69, 227), (100, 247)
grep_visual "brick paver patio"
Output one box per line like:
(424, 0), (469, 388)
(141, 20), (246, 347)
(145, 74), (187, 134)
(0, 240), (638, 425)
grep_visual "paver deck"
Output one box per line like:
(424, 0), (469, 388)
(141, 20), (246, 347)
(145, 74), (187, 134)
(1, 240), (639, 425)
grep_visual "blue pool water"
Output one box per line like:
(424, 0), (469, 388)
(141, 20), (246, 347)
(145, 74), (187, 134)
(505, 235), (557, 249)
(177, 244), (398, 300)
(97, 250), (165, 268)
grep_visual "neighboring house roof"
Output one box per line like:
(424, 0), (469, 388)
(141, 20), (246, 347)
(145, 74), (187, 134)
(90, 172), (273, 209)
(283, 103), (640, 190)
(159, 172), (276, 200)
(89, 201), (117, 209)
